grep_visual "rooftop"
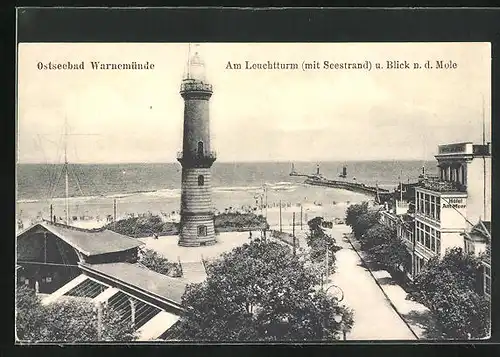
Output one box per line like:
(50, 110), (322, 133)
(436, 142), (491, 158)
(17, 221), (143, 257)
(482, 221), (491, 234)
(471, 220), (491, 237)
(79, 262), (187, 306)
(463, 220), (491, 243)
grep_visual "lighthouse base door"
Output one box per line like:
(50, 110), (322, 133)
(178, 215), (216, 247)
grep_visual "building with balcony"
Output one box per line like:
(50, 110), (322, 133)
(413, 142), (491, 275)
(379, 204), (415, 280)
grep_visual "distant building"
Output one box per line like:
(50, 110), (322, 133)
(413, 142), (491, 275)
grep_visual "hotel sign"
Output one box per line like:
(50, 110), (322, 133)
(442, 197), (466, 209)
(438, 143), (467, 154)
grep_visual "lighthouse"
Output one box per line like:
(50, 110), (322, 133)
(177, 45), (217, 247)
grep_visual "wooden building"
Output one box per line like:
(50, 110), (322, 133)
(16, 220), (143, 294)
(16, 220), (188, 340)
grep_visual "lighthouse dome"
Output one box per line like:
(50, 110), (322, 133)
(184, 45), (207, 82)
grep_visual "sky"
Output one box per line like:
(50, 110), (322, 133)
(17, 42), (491, 164)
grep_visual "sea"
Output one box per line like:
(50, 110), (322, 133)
(16, 161), (436, 227)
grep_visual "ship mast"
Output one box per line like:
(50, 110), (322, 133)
(64, 116), (70, 225)
(482, 94), (486, 220)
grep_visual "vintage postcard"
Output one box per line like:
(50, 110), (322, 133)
(16, 41), (491, 343)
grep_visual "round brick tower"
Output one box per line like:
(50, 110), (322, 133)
(177, 45), (217, 247)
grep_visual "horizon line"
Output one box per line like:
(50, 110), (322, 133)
(17, 158), (437, 165)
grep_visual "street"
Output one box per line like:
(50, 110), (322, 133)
(328, 226), (417, 340)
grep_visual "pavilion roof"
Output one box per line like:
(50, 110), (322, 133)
(79, 262), (187, 307)
(17, 221), (143, 257)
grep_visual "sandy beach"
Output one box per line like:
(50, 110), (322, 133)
(16, 184), (370, 231)
(134, 190), (371, 264)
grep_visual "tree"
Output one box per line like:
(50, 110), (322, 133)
(16, 286), (137, 342)
(409, 247), (490, 339)
(306, 217), (341, 274)
(174, 239), (353, 341)
(345, 202), (369, 227)
(139, 248), (182, 277)
(345, 202), (380, 240)
(368, 236), (411, 272)
(359, 223), (392, 250)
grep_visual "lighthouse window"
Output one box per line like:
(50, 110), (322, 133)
(198, 225), (207, 237)
(197, 141), (204, 156)
(198, 175), (205, 186)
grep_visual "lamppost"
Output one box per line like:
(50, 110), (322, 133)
(325, 284), (344, 302)
(324, 284), (347, 340)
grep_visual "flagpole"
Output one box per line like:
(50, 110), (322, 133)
(482, 94), (485, 145)
(64, 116), (70, 225)
(400, 170), (403, 202)
(187, 43), (192, 78)
(482, 94), (487, 220)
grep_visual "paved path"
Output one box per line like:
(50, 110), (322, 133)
(328, 226), (417, 340)
(348, 236), (443, 340)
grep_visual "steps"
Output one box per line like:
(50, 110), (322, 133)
(180, 261), (207, 284)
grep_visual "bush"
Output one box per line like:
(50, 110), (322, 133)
(16, 286), (137, 342)
(139, 248), (182, 277)
(214, 212), (269, 232)
(106, 214), (179, 237)
(107, 212), (270, 237)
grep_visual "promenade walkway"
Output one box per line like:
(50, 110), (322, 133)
(326, 226), (417, 340)
(346, 233), (445, 340)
